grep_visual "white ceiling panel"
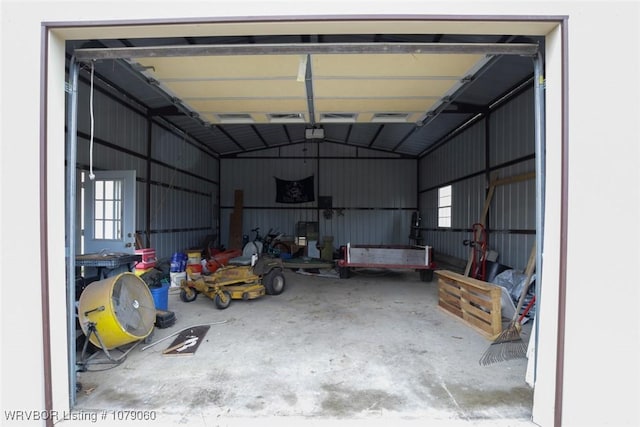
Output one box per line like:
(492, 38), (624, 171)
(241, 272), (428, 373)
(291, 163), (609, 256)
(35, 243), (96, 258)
(133, 51), (486, 125)
(70, 30), (541, 156)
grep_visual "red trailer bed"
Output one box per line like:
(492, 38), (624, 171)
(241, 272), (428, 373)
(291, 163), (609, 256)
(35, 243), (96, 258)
(337, 243), (436, 281)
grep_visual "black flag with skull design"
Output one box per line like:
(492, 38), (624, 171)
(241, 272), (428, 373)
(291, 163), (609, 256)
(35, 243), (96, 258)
(275, 175), (315, 203)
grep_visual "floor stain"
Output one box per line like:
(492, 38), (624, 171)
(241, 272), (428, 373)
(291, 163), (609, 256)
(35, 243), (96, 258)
(188, 387), (226, 408)
(420, 376), (532, 418)
(245, 399), (266, 411)
(320, 383), (404, 416)
(96, 390), (146, 408)
(281, 392), (298, 406)
(208, 369), (230, 383)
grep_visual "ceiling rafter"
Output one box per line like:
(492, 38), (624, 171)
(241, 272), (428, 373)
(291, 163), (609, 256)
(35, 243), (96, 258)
(368, 124), (385, 148)
(250, 125), (269, 148)
(215, 125), (245, 152)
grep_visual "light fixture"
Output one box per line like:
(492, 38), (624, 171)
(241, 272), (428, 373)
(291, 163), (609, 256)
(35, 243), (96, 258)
(371, 112), (410, 123)
(268, 113), (306, 123)
(305, 128), (325, 140)
(216, 113), (255, 124)
(319, 112), (357, 123)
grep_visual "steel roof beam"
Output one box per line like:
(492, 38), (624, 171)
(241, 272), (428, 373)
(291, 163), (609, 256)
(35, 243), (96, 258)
(74, 42), (539, 60)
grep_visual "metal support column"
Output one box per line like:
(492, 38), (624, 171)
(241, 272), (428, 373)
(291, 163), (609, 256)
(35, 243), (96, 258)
(65, 55), (80, 406)
(533, 51), (546, 382)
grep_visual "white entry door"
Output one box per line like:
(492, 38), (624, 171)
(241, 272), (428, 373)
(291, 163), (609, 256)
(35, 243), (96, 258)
(83, 170), (137, 254)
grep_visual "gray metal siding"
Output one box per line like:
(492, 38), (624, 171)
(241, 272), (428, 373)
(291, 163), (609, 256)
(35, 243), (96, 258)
(421, 120), (486, 185)
(419, 88), (536, 272)
(76, 80), (148, 155)
(74, 70), (535, 268)
(74, 76), (220, 260)
(220, 154), (416, 249)
(490, 87), (535, 167)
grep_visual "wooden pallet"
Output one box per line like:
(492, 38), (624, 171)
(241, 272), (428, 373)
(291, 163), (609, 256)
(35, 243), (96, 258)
(436, 270), (502, 339)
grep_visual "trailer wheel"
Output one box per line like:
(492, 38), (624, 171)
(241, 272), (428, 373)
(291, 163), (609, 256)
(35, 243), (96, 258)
(180, 288), (197, 302)
(338, 266), (350, 279)
(214, 291), (232, 309)
(264, 269), (285, 295)
(420, 269), (434, 282)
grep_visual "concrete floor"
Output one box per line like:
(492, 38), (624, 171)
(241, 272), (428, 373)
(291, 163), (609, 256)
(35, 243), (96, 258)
(75, 267), (535, 426)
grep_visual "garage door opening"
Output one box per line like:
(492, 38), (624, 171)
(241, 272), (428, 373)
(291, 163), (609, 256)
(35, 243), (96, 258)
(50, 15), (564, 426)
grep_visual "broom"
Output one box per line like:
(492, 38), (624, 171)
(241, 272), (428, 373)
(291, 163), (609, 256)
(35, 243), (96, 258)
(479, 243), (536, 366)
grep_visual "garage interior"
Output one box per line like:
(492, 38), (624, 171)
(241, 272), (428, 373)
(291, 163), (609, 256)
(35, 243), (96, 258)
(66, 20), (546, 424)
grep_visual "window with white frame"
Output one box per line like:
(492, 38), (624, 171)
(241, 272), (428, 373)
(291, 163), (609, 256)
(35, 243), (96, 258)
(438, 185), (452, 228)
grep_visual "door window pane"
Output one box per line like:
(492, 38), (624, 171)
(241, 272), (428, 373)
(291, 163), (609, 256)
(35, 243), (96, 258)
(93, 179), (123, 240)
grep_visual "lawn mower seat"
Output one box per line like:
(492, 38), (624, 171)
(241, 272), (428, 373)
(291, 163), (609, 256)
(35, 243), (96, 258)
(228, 241), (263, 266)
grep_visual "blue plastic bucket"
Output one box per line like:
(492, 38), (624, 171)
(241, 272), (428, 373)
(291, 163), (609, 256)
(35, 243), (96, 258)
(149, 282), (170, 310)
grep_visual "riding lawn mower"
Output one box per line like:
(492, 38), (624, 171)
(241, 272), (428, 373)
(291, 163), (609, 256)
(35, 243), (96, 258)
(179, 251), (285, 310)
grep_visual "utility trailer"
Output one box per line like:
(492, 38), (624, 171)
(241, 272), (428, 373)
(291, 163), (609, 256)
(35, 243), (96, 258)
(337, 243), (436, 282)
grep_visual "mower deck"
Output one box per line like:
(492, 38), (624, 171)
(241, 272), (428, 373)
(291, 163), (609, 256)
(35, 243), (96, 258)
(179, 256), (285, 309)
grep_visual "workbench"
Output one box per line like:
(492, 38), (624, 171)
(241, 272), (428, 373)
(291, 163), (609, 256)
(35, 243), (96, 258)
(76, 252), (141, 280)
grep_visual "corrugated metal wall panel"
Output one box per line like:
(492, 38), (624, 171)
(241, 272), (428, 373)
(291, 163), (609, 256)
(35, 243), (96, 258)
(76, 136), (148, 174)
(151, 124), (218, 184)
(419, 188), (438, 229)
(418, 89), (536, 270)
(237, 146), (281, 158)
(490, 87), (534, 167)
(325, 209), (414, 246)
(319, 142), (358, 157)
(150, 167), (214, 230)
(75, 79), (219, 260)
(76, 80), (148, 155)
(321, 159), (415, 207)
(74, 69), (536, 265)
(490, 233), (535, 272)
(452, 174), (487, 230)
(219, 156), (416, 248)
(489, 160), (536, 231)
(487, 159), (535, 269)
(423, 229), (471, 262)
(421, 120), (486, 185)
(278, 142), (319, 158)
(221, 158), (317, 207)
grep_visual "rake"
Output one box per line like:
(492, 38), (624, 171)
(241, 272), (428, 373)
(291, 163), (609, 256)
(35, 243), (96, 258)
(479, 243), (536, 366)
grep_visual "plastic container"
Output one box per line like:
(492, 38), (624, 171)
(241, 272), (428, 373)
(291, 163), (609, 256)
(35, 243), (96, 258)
(186, 263), (203, 279)
(170, 252), (187, 272)
(149, 282), (170, 310)
(135, 248), (157, 269)
(134, 267), (153, 277)
(170, 271), (186, 288)
(187, 250), (201, 265)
